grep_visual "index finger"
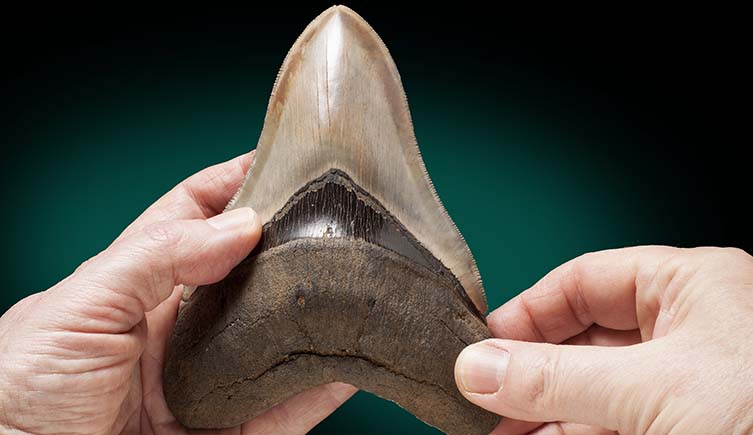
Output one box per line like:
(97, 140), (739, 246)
(488, 246), (677, 344)
(240, 383), (357, 435)
(116, 151), (254, 242)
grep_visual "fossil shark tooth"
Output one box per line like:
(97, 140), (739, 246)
(163, 6), (499, 435)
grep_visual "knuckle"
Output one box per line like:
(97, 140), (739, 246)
(568, 253), (589, 279)
(720, 247), (751, 262)
(638, 250), (684, 292)
(576, 250), (598, 263)
(132, 222), (187, 293)
(73, 253), (101, 275)
(687, 246), (745, 264)
(706, 247), (753, 286)
(142, 221), (185, 250)
(682, 247), (753, 280)
(633, 247), (682, 288)
(570, 252), (596, 277)
(563, 260), (592, 327)
(524, 347), (558, 412)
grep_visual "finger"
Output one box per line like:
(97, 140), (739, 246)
(59, 208), (261, 333)
(489, 417), (542, 435)
(138, 288), (184, 429)
(487, 246), (679, 344)
(563, 326), (642, 347)
(139, 289), (250, 435)
(530, 422), (616, 435)
(117, 151), (254, 242)
(144, 287), (183, 366)
(241, 383), (358, 435)
(455, 338), (663, 431)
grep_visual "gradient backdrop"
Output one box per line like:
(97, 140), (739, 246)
(1, 4), (749, 434)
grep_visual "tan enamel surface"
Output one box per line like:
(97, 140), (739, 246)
(228, 6), (487, 313)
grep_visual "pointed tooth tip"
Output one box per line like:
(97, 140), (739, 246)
(324, 4), (360, 17)
(317, 5), (360, 23)
(314, 5), (379, 40)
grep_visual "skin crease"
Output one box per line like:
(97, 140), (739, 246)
(455, 246), (753, 435)
(0, 151), (357, 435)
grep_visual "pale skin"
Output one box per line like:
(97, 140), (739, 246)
(455, 246), (753, 435)
(1, 154), (752, 435)
(0, 152), (356, 435)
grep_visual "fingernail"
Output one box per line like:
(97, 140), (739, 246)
(207, 207), (257, 231)
(457, 342), (509, 394)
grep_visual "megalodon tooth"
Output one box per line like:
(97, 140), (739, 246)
(163, 6), (500, 435)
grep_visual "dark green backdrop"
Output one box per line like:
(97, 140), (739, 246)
(1, 4), (748, 434)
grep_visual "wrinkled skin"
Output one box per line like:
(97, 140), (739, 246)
(456, 246), (753, 435)
(0, 152), (356, 435)
(3, 150), (752, 435)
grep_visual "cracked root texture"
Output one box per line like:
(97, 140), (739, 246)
(164, 238), (499, 435)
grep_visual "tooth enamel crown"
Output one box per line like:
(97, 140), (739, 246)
(227, 5), (487, 314)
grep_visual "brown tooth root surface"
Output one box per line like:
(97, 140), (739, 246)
(164, 239), (499, 435)
(165, 170), (499, 434)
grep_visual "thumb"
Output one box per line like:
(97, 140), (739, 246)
(57, 207), (261, 332)
(455, 338), (654, 430)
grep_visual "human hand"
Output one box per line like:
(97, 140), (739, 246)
(455, 246), (753, 435)
(0, 152), (356, 435)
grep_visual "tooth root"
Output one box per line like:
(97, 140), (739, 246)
(229, 5), (487, 314)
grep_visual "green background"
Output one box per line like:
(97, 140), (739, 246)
(1, 4), (747, 434)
